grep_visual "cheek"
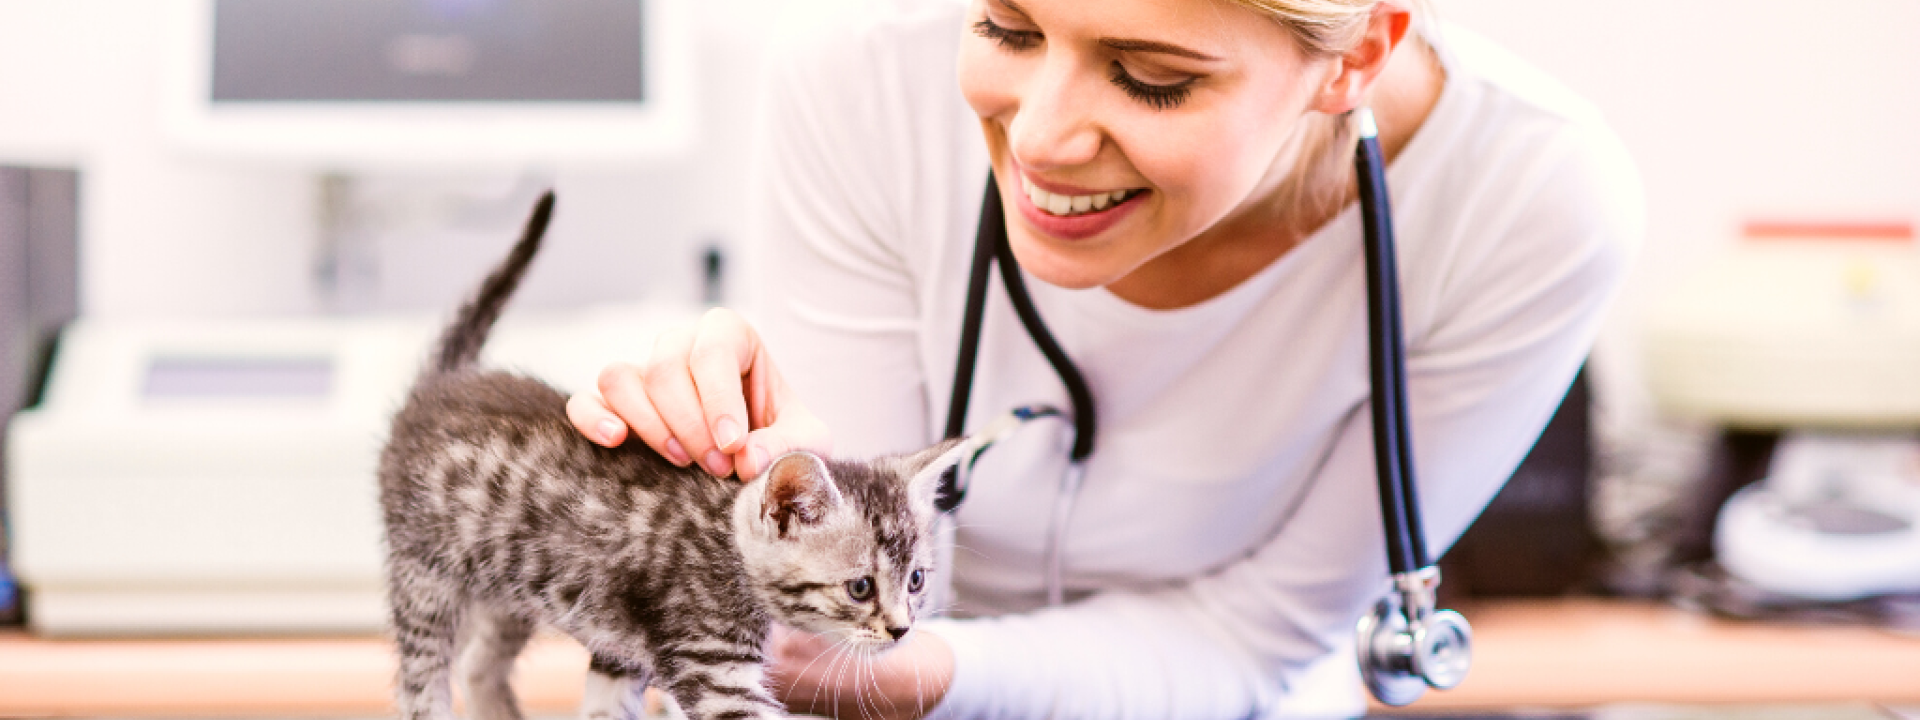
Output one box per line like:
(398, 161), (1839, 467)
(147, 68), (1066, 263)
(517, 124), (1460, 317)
(957, 39), (1020, 127)
(1119, 103), (1293, 228)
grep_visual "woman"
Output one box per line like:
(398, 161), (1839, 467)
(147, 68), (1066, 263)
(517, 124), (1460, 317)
(569, 0), (1640, 716)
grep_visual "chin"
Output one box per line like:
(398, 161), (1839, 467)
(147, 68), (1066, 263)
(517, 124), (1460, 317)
(1006, 232), (1131, 291)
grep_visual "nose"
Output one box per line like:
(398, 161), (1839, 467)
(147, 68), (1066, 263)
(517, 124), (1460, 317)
(1006, 60), (1102, 172)
(886, 626), (909, 641)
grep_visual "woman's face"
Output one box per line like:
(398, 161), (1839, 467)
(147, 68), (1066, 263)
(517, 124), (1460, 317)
(957, 0), (1337, 290)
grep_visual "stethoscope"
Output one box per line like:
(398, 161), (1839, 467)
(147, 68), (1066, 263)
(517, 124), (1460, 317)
(934, 108), (1471, 706)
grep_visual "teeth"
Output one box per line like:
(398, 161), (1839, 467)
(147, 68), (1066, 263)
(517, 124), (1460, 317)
(1021, 176), (1135, 218)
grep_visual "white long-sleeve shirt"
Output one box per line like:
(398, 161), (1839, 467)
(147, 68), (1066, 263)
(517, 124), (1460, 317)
(747, 4), (1642, 718)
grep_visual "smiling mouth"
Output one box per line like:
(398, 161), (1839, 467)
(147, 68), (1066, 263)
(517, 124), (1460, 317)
(1020, 176), (1144, 218)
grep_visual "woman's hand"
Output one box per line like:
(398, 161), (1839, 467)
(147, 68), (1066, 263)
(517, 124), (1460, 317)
(566, 308), (830, 480)
(768, 625), (955, 720)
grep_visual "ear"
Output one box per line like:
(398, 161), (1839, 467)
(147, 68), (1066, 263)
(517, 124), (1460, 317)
(897, 438), (968, 516)
(1309, 2), (1414, 115)
(762, 452), (841, 538)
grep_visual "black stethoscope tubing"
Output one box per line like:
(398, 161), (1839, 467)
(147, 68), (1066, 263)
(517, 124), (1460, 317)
(936, 174), (1097, 512)
(1354, 116), (1430, 575)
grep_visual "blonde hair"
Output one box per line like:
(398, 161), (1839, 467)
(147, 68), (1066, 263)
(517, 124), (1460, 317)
(1227, 0), (1380, 57)
(1219, 0), (1394, 236)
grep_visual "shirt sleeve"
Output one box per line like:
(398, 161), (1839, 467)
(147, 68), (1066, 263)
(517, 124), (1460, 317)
(924, 123), (1643, 719)
(746, 28), (936, 461)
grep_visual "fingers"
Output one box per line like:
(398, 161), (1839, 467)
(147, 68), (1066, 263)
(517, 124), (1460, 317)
(565, 390), (628, 448)
(576, 308), (835, 481)
(732, 411), (833, 480)
(594, 362), (693, 465)
(726, 335), (833, 479)
(684, 308), (831, 480)
(638, 326), (728, 475)
(688, 308), (758, 456)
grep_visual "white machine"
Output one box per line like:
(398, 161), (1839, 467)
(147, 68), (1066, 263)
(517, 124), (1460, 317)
(5, 0), (720, 636)
(1713, 432), (1920, 601)
(7, 304), (695, 635)
(1644, 223), (1920, 601)
(164, 0), (697, 170)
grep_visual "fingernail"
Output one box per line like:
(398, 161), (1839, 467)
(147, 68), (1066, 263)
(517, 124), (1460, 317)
(713, 416), (742, 450)
(748, 444), (771, 477)
(597, 419), (623, 445)
(664, 437), (691, 466)
(703, 449), (731, 477)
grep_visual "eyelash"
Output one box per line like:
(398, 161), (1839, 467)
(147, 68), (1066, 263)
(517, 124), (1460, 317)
(1108, 64), (1193, 111)
(972, 17), (1195, 111)
(972, 17), (1040, 51)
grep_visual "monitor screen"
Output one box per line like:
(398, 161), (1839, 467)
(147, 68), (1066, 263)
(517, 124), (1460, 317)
(143, 356), (334, 400)
(210, 0), (644, 104)
(168, 0), (691, 167)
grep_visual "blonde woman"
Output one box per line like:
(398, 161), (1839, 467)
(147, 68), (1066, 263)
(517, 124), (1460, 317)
(570, 0), (1640, 716)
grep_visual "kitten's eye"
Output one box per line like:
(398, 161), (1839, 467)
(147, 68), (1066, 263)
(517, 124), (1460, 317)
(846, 577), (875, 602)
(908, 569), (926, 594)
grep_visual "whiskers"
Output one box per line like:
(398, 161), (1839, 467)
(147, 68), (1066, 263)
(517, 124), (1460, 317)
(783, 625), (945, 720)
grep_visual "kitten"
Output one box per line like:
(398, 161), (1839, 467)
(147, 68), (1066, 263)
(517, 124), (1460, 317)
(379, 193), (962, 720)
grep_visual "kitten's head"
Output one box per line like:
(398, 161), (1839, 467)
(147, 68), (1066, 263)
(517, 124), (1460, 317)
(732, 441), (962, 650)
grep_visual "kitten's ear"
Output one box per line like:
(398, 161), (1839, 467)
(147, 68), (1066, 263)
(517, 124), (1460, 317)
(898, 438), (967, 516)
(762, 452), (842, 539)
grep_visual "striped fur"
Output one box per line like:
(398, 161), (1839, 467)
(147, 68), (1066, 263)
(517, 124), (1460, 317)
(379, 194), (950, 720)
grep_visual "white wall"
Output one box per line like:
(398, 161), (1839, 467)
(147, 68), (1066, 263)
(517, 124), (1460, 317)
(1436, 0), (1920, 307)
(1434, 0), (1920, 414)
(0, 1), (316, 317)
(1, 0), (1916, 323)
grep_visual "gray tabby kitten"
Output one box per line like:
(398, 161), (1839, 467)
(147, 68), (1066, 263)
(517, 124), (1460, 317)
(379, 193), (958, 720)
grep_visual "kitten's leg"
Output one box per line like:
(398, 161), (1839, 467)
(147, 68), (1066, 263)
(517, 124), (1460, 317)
(387, 558), (464, 720)
(580, 653), (652, 720)
(655, 644), (779, 720)
(458, 603), (535, 720)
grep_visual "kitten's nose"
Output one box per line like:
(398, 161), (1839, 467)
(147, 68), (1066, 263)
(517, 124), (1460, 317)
(886, 626), (909, 641)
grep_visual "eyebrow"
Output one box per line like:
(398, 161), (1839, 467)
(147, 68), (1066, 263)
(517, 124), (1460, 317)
(996, 0), (1223, 62)
(1100, 38), (1222, 62)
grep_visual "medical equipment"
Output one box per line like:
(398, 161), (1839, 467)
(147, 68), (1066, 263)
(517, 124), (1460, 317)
(5, 304), (693, 635)
(1645, 223), (1920, 601)
(0, 166), (80, 625)
(1713, 432), (1920, 601)
(164, 0), (696, 169)
(937, 109), (1471, 705)
(1644, 223), (1920, 427)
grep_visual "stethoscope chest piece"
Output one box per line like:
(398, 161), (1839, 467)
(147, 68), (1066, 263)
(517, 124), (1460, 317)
(1356, 569), (1474, 706)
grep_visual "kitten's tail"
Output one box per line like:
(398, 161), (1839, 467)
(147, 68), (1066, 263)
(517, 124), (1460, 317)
(430, 191), (556, 374)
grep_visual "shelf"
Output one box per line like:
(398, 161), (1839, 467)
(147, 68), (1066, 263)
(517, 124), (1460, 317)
(2, 598), (1918, 717)
(1388, 598), (1920, 712)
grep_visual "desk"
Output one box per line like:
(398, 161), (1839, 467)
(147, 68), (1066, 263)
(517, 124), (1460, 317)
(2, 598), (1917, 717)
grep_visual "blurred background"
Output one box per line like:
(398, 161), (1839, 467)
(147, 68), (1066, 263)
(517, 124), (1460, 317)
(0, 0), (1916, 717)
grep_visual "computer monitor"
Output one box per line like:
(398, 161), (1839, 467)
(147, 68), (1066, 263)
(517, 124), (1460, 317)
(164, 0), (695, 169)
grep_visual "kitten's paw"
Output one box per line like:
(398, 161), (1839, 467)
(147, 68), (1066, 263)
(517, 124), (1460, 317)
(581, 671), (686, 720)
(641, 688), (684, 720)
